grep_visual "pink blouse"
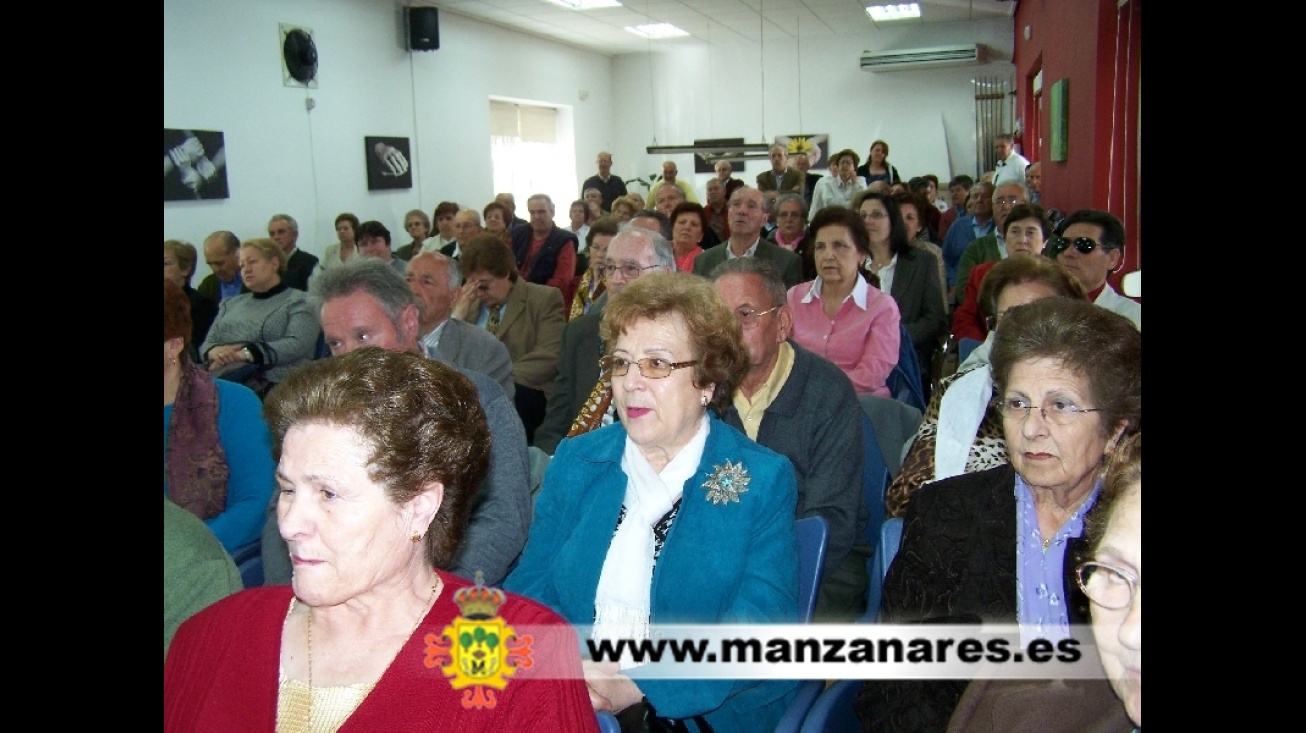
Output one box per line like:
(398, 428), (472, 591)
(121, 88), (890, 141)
(787, 275), (901, 396)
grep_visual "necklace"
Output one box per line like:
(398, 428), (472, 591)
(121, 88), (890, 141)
(300, 577), (442, 729)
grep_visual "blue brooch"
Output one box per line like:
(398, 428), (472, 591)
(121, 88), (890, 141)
(703, 460), (750, 505)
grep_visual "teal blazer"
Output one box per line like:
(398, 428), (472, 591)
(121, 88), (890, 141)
(505, 414), (800, 733)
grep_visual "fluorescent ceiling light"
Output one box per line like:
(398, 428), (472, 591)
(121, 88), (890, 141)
(542, 0), (622, 9)
(866, 4), (922, 22)
(625, 23), (689, 39)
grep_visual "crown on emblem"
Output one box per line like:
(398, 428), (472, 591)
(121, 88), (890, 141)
(454, 571), (506, 619)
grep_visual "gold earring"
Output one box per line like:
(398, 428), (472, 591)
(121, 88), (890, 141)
(410, 533), (421, 543)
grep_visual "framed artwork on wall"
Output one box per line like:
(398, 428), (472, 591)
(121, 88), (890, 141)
(1050, 79), (1069, 162)
(692, 138), (746, 174)
(164, 128), (229, 201)
(365, 136), (412, 190)
(777, 134), (829, 169)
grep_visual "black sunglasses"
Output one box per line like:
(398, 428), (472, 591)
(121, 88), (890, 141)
(1047, 236), (1110, 255)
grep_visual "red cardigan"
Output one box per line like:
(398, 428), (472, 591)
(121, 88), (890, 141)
(164, 571), (598, 732)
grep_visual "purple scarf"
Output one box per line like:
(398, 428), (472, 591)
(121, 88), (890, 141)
(166, 360), (229, 520)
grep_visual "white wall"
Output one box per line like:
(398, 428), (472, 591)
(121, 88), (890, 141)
(612, 20), (1015, 199)
(164, 0), (615, 283)
(165, 0), (1011, 281)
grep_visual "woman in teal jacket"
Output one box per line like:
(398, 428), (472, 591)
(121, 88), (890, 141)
(505, 272), (799, 733)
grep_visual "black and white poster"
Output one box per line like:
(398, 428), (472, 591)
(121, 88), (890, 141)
(164, 128), (229, 201)
(366, 136), (412, 191)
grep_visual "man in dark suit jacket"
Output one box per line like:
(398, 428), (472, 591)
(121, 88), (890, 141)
(710, 258), (865, 620)
(792, 152), (823, 206)
(267, 213), (319, 291)
(408, 252), (514, 398)
(532, 227), (676, 454)
(509, 194), (578, 294)
(756, 144), (804, 194)
(692, 187), (803, 289)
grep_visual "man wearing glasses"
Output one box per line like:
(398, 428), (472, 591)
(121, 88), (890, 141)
(532, 225), (676, 455)
(1048, 209), (1141, 330)
(954, 182), (1028, 305)
(710, 257), (866, 622)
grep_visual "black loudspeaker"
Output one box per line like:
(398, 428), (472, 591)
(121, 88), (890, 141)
(407, 7), (440, 51)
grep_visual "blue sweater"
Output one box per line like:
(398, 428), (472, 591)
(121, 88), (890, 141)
(506, 415), (800, 733)
(164, 379), (275, 554)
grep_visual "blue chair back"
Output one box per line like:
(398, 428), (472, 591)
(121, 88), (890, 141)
(862, 518), (904, 622)
(795, 516), (828, 624)
(774, 679), (825, 733)
(886, 324), (926, 412)
(595, 711), (621, 733)
(799, 679), (861, 733)
(230, 540), (264, 589)
(958, 336), (982, 364)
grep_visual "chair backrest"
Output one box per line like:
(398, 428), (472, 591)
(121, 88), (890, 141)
(958, 336), (982, 364)
(799, 679), (862, 733)
(862, 517), (905, 622)
(230, 540), (264, 589)
(595, 711), (621, 733)
(886, 324), (926, 411)
(858, 395), (923, 479)
(774, 679), (825, 733)
(795, 516), (829, 624)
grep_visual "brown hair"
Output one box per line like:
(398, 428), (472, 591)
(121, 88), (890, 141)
(991, 297), (1141, 441)
(164, 240), (198, 286)
(669, 202), (709, 241)
(831, 148), (861, 169)
(241, 238), (286, 275)
(460, 233), (518, 281)
(163, 279), (194, 355)
(1085, 433), (1141, 552)
(977, 256), (1085, 319)
(263, 347), (490, 569)
(600, 272), (748, 415)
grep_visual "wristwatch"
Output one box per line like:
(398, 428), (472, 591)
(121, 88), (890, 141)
(241, 346), (254, 362)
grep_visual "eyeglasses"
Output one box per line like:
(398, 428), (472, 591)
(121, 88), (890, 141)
(1047, 236), (1109, 256)
(600, 262), (659, 279)
(994, 196), (1022, 206)
(735, 305), (779, 329)
(1075, 561), (1139, 610)
(862, 210), (888, 220)
(997, 397), (1102, 426)
(599, 356), (698, 379)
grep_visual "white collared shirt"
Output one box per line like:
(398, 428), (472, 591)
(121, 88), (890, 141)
(726, 238), (762, 260)
(800, 271), (870, 310)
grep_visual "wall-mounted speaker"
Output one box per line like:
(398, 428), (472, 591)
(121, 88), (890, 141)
(407, 7), (439, 52)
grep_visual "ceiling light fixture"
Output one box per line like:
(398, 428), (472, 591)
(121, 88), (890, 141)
(625, 23), (689, 39)
(542, 0), (622, 9)
(866, 3), (921, 22)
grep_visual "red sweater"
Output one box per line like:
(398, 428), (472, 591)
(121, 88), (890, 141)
(164, 572), (598, 732)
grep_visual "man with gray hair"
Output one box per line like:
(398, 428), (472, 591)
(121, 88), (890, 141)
(407, 251), (514, 397)
(198, 230), (247, 302)
(260, 257), (532, 586)
(710, 257), (867, 620)
(510, 193), (578, 292)
(267, 213), (318, 291)
(445, 208), (482, 260)
(533, 224), (675, 454)
(756, 144), (802, 194)
(692, 187), (802, 288)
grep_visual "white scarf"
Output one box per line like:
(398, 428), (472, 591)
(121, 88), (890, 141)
(935, 366), (994, 480)
(593, 416), (710, 667)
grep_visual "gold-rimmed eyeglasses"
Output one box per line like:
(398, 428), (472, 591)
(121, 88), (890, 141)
(1075, 561), (1138, 610)
(599, 356), (698, 379)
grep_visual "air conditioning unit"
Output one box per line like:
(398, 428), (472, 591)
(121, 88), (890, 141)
(860, 44), (988, 72)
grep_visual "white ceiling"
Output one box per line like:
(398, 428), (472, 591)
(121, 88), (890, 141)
(417, 0), (1017, 56)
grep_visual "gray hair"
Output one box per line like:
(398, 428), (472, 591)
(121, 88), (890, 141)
(411, 251), (462, 290)
(774, 192), (807, 218)
(527, 194), (555, 214)
(993, 181), (1029, 203)
(625, 209), (672, 240)
(269, 213), (298, 233)
(405, 209), (431, 228)
(612, 226), (675, 272)
(309, 257), (416, 335)
(708, 257), (787, 308)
